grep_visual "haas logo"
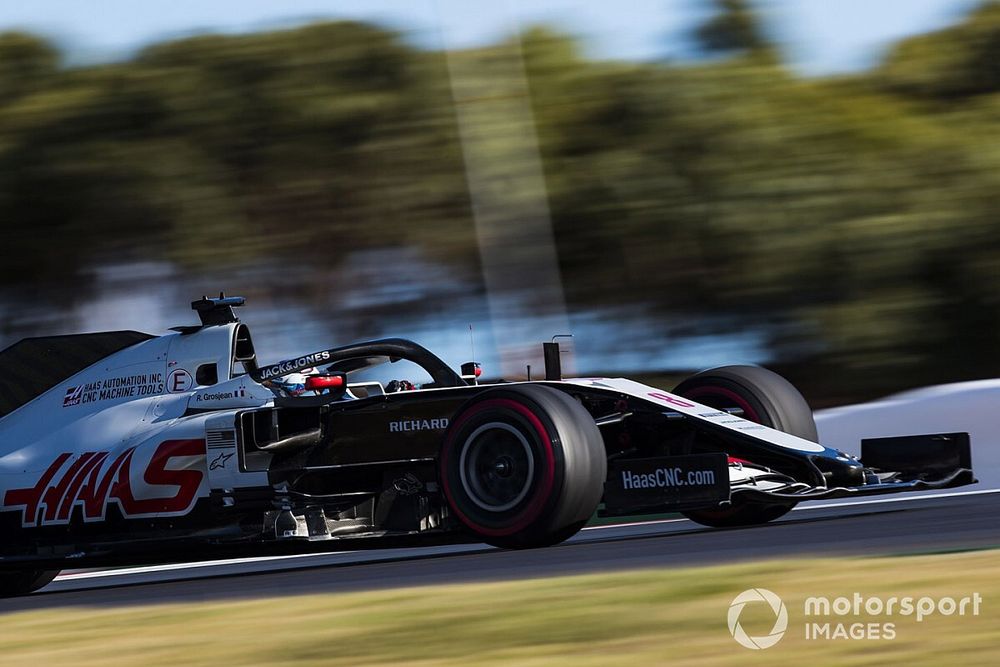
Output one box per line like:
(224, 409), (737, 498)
(3, 439), (206, 528)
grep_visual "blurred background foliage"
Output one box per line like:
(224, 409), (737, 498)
(2, 1), (1000, 404)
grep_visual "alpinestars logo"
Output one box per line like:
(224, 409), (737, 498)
(259, 351), (332, 380)
(728, 588), (788, 650)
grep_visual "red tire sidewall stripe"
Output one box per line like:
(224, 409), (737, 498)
(441, 398), (557, 537)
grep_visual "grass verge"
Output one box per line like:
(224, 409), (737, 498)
(2, 549), (999, 666)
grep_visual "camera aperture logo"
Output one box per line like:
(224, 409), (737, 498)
(728, 588), (788, 650)
(728, 588), (983, 649)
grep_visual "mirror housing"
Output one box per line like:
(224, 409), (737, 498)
(304, 372), (348, 398)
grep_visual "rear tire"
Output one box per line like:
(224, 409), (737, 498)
(674, 365), (815, 528)
(440, 385), (606, 548)
(0, 569), (59, 597)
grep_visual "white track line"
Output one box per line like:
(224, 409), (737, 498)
(55, 488), (999, 583)
(581, 518), (687, 531)
(57, 520), (684, 583)
(56, 551), (362, 581)
(791, 487), (1000, 511)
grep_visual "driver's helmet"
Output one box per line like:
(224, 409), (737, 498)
(270, 368), (316, 396)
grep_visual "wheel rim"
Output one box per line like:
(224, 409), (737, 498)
(458, 422), (535, 512)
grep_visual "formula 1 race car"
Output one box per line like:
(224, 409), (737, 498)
(0, 296), (976, 596)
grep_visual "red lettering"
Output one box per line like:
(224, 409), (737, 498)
(3, 453), (71, 526)
(79, 449), (132, 521)
(41, 452), (97, 522)
(56, 452), (108, 521)
(5, 440), (205, 527)
(648, 391), (696, 408)
(114, 439), (205, 515)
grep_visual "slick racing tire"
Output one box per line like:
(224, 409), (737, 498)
(440, 385), (606, 549)
(674, 365), (816, 528)
(0, 569), (59, 597)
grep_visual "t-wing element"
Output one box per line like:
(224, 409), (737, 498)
(191, 293), (246, 326)
(544, 334), (573, 381)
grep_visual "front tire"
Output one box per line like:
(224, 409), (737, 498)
(0, 569), (59, 597)
(674, 365), (816, 527)
(440, 385), (606, 548)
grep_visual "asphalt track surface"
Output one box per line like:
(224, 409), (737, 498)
(2, 489), (998, 614)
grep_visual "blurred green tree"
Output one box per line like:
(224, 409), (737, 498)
(694, 0), (769, 54)
(880, 1), (1000, 99)
(2, 4), (1000, 402)
(0, 32), (59, 102)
